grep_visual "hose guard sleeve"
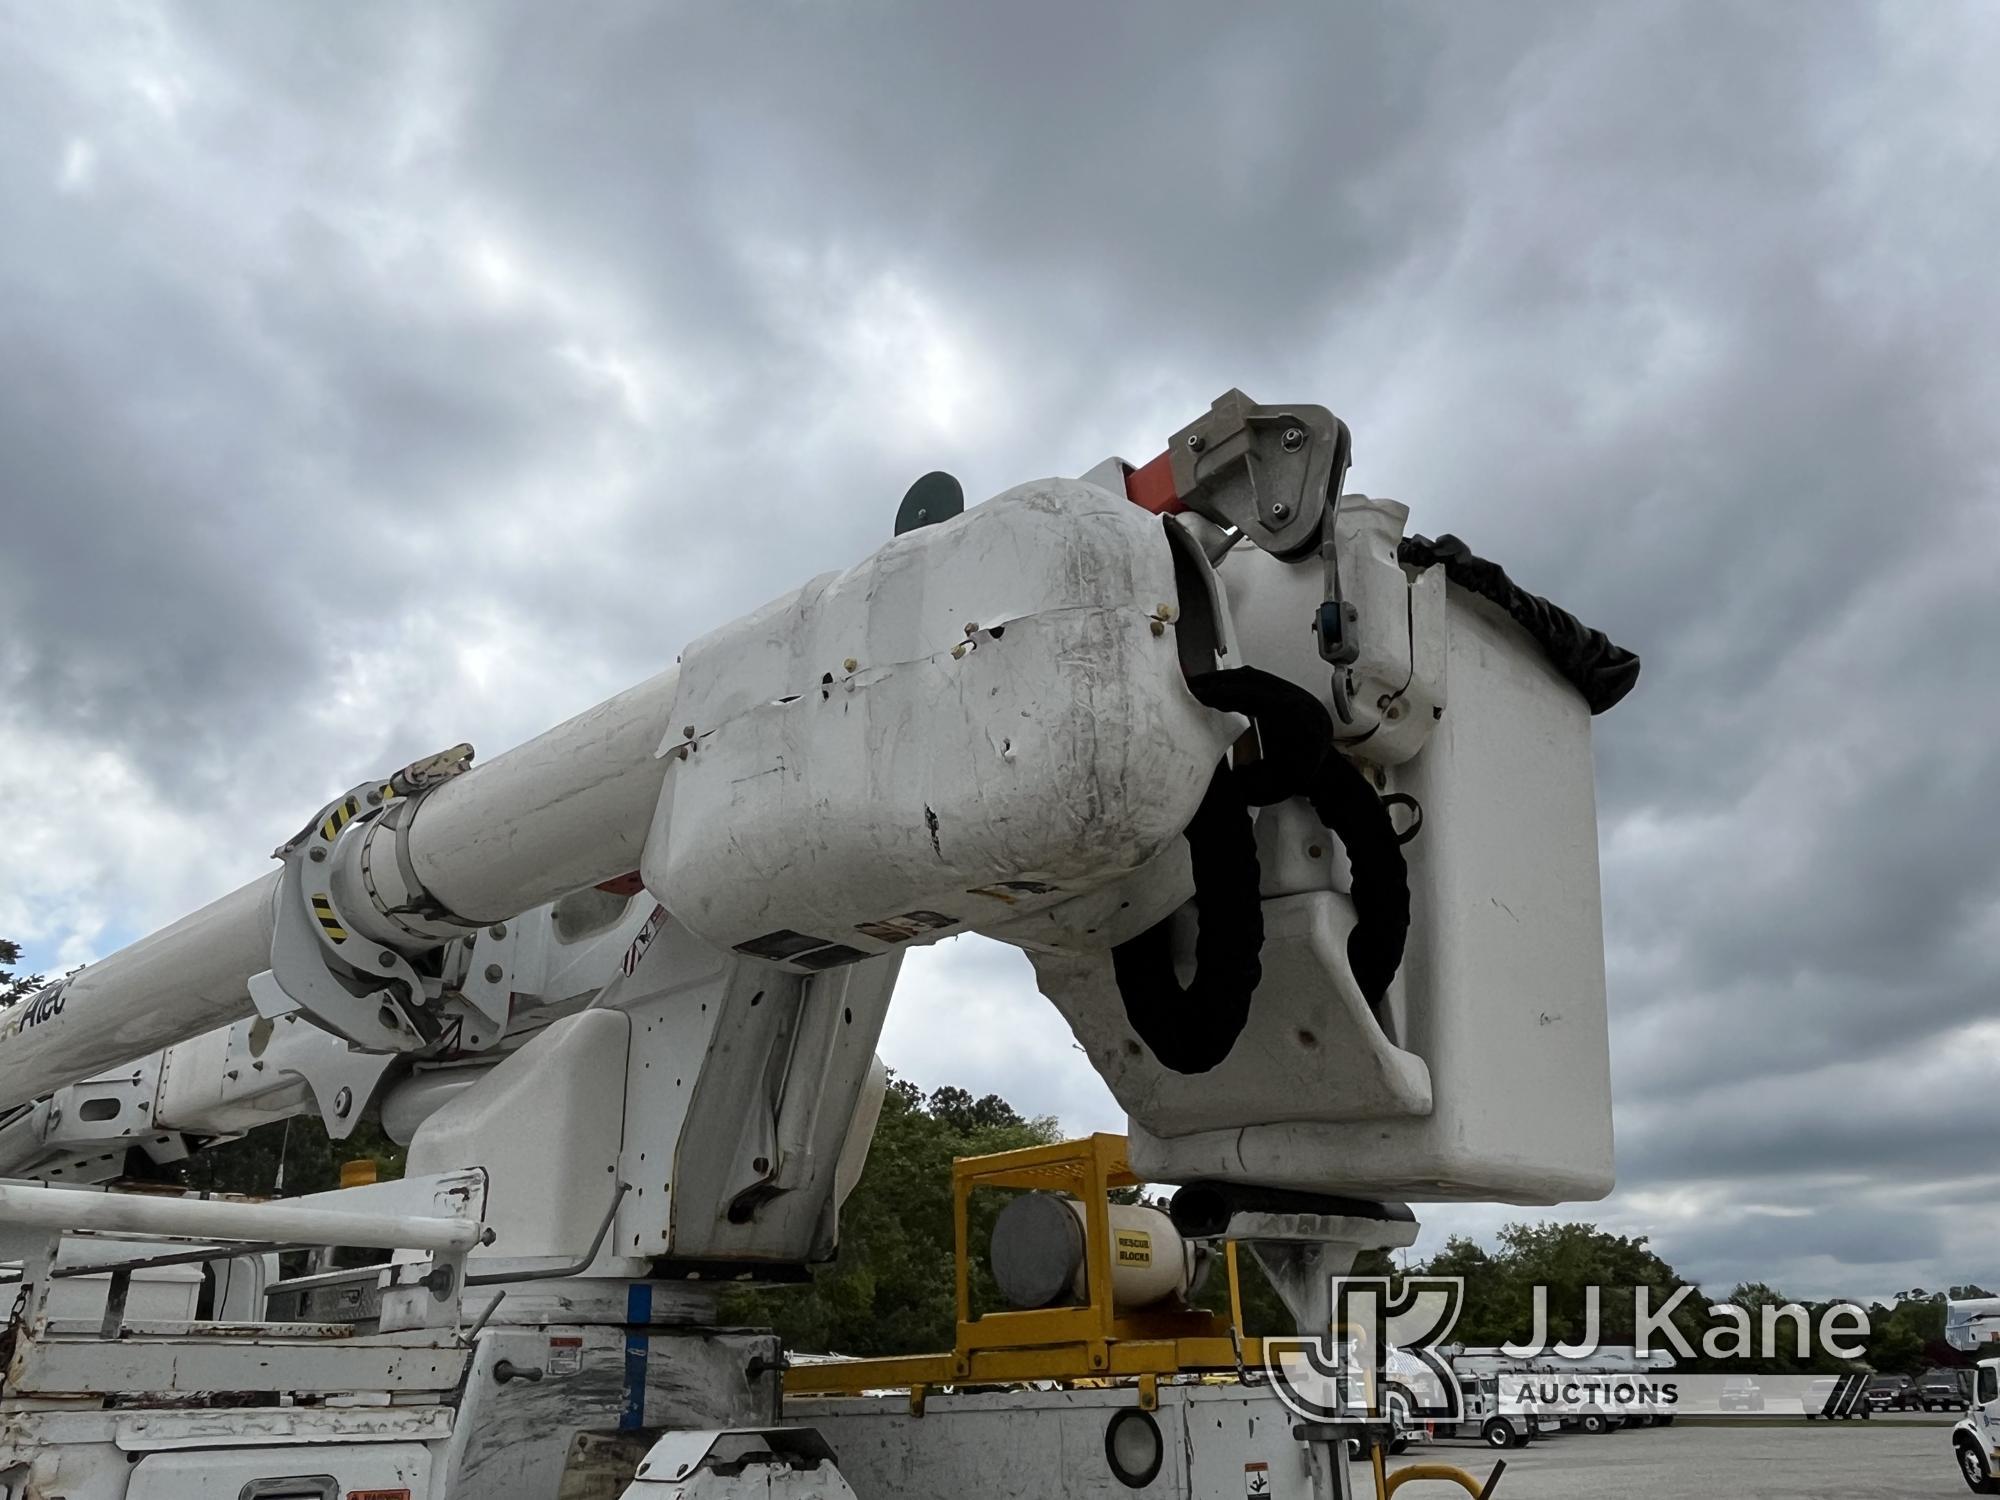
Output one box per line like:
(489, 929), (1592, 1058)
(1399, 533), (1640, 713)
(1112, 667), (1411, 1074)
(1111, 760), (1264, 1075)
(1309, 749), (1411, 1012)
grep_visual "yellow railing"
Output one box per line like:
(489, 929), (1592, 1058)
(786, 1133), (1254, 1394)
(784, 1134), (1505, 1497)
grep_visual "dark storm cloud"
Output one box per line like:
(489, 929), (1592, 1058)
(1661, 1205), (1943, 1287)
(1616, 1030), (1997, 1186)
(3, 1), (1997, 1299)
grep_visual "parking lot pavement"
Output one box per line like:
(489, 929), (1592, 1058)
(1383, 1422), (1973, 1498)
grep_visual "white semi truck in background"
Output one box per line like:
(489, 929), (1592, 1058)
(1444, 1346), (1679, 1435)
(0, 391), (1637, 1500)
(1946, 1298), (2000, 1490)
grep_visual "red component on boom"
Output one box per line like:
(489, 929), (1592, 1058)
(1122, 452), (1186, 515)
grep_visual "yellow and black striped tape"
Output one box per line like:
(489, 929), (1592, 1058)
(310, 893), (348, 943)
(319, 797), (361, 842)
(317, 786), (396, 843)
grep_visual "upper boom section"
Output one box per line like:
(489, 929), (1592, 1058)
(0, 391), (1636, 1206)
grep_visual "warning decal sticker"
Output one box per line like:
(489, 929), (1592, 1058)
(548, 1335), (584, 1376)
(856, 909), (960, 943)
(967, 879), (1062, 905)
(622, 904), (670, 975)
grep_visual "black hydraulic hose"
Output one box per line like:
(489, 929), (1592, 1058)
(1113, 668), (1412, 1075)
(1398, 533), (1640, 714)
(1112, 760), (1264, 1074)
(1184, 667), (1334, 809)
(1308, 748), (1411, 1014)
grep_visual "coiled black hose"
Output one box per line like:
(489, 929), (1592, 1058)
(1113, 667), (1410, 1075)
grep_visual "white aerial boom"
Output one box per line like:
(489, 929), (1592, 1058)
(0, 391), (1637, 1500)
(0, 664), (682, 1111)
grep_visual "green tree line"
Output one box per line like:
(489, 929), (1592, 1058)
(727, 1078), (1977, 1377)
(1, 937), (46, 1007)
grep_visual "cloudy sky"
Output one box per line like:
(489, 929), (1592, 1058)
(3, 3), (1996, 1303)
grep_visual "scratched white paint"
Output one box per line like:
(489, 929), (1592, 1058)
(648, 477), (1237, 963)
